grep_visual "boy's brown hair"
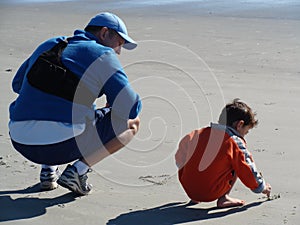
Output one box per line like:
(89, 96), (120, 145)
(218, 98), (258, 128)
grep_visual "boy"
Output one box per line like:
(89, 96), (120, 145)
(175, 99), (271, 208)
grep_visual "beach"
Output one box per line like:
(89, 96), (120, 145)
(0, 0), (300, 224)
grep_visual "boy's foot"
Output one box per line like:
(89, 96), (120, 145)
(57, 165), (92, 196)
(217, 195), (245, 208)
(186, 200), (200, 206)
(40, 168), (61, 190)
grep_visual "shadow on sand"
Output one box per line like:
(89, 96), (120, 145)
(107, 200), (266, 225)
(0, 183), (77, 222)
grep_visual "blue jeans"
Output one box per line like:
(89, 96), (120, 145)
(11, 108), (127, 165)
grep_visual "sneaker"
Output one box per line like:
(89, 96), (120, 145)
(57, 165), (92, 195)
(40, 168), (61, 190)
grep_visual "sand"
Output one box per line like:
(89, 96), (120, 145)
(0, 0), (300, 224)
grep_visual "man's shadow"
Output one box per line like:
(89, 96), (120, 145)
(107, 200), (266, 225)
(0, 183), (77, 222)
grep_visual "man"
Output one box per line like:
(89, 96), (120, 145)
(9, 12), (141, 195)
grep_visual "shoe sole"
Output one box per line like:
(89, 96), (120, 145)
(40, 181), (58, 190)
(57, 175), (90, 196)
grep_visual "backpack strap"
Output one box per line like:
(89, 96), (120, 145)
(27, 39), (96, 106)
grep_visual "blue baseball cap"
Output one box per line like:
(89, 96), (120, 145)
(87, 12), (137, 50)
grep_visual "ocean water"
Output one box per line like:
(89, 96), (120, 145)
(1, 0), (75, 3)
(2, 0), (299, 20)
(2, 0), (300, 6)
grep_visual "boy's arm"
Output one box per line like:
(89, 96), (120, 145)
(175, 135), (189, 169)
(175, 130), (199, 169)
(231, 136), (267, 194)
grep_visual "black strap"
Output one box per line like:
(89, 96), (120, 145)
(27, 39), (96, 106)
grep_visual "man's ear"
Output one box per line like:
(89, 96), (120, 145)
(97, 27), (109, 41)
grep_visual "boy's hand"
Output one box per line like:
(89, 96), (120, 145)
(262, 183), (272, 197)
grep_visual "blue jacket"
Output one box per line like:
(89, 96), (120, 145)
(9, 30), (141, 124)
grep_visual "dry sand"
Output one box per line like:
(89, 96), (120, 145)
(0, 1), (300, 224)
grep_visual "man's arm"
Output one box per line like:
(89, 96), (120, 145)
(12, 59), (30, 94)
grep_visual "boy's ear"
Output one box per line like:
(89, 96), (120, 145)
(232, 120), (244, 130)
(236, 120), (245, 129)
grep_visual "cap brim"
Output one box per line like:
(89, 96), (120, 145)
(118, 32), (137, 50)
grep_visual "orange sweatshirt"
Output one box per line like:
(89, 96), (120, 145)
(175, 123), (266, 202)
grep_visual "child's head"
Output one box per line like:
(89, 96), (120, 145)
(218, 99), (258, 137)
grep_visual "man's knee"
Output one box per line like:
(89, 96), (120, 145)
(128, 117), (140, 135)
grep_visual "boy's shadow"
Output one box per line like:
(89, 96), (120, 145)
(0, 183), (77, 222)
(107, 200), (265, 225)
